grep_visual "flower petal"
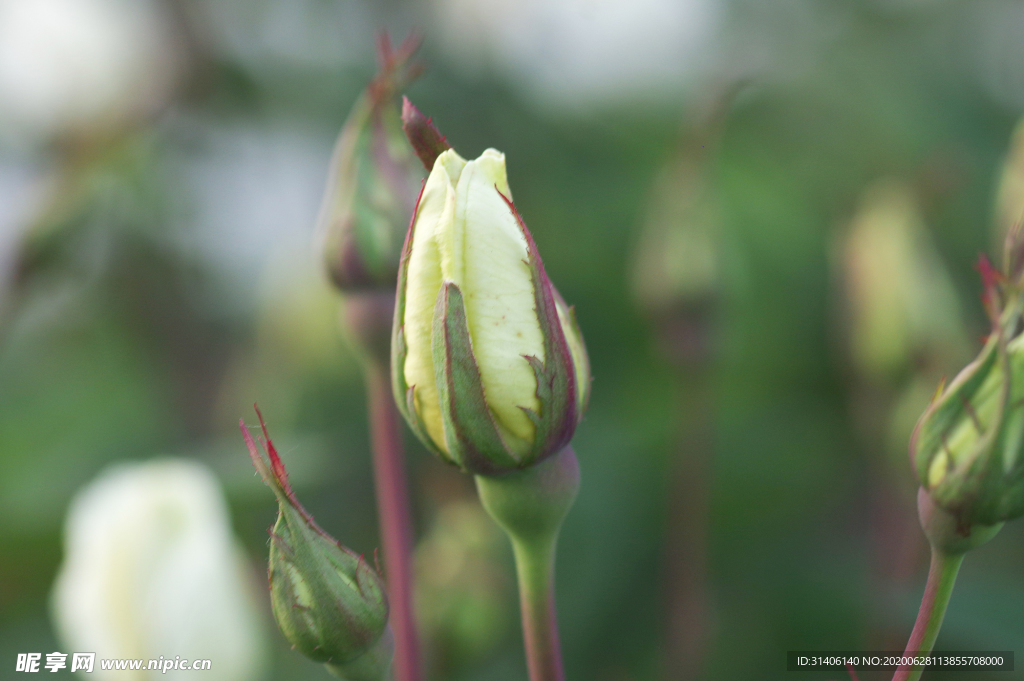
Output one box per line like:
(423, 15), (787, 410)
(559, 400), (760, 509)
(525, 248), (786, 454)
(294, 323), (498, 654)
(451, 151), (542, 454)
(403, 149), (466, 452)
(555, 293), (590, 416)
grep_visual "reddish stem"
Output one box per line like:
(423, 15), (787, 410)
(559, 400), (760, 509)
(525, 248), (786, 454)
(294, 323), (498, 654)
(661, 364), (712, 680)
(365, 359), (421, 681)
(891, 548), (963, 681)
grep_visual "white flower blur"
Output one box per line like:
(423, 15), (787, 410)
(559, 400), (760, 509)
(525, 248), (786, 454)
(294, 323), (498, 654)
(429, 0), (720, 109)
(0, 0), (178, 145)
(51, 459), (266, 681)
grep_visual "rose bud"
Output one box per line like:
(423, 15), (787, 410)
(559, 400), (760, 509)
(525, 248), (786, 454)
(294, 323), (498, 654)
(910, 237), (1024, 529)
(994, 120), (1024, 255)
(317, 34), (425, 293)
(241, 409), (392, 680)
(840, 180), (967, 384)
(391, 107), (590, 475)
(51, 459), (267, 681)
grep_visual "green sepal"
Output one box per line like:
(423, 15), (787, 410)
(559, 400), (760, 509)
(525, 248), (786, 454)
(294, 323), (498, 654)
(401, 97), (452, 171)
(560, 296), (592, 415)
(268, 506), (388, 665)
(913, 336), (1001, 478)
(326, 627), (395, 681)
(432, 282), (521, 474)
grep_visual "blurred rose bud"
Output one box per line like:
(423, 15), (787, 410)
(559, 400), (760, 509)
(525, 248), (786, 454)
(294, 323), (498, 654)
(317, 35), (425, 293)
(632, 155), (719, 316)
(241, 410), (392, 680)
(391, 113), (590, 475)
(51, 459), (266, 681)
(415, 501), (510, 671)
(994, 119), (1024, 253)
(631, 146), (721, 367)
(911, 242), (1024, 528)
(840, 180), (967, 383)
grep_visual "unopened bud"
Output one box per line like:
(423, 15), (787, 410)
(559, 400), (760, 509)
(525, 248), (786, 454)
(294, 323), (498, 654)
(994, 119), (1024, 254)
(911, 254), (1024, 527)
(632, 153), (720, 319)
(318, 34), (425, 292)
(392, 105), (590, 475)
(630, 146), (720, 367)
(841, 180), (966, 383)
(241, 408), (391, 678)
(51, 460), (267, 681)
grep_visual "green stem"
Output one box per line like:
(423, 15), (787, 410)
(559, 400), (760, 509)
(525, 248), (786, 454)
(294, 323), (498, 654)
(475, 446), (579, 681)
(511, 533), (563, 681)
(890, 548), (963, 681)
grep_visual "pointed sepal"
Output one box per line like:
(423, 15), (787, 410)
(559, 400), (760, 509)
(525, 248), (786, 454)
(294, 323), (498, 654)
(402, 97), (452, 171)
(432, 282), (521, 474)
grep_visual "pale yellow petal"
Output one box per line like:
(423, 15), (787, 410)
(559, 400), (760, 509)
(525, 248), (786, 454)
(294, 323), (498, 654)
(403, 149), (466, 453)
(451, 151), (542, 455)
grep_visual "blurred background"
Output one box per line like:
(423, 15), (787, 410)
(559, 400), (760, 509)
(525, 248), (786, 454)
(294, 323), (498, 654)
(2, 0), (1024, 679)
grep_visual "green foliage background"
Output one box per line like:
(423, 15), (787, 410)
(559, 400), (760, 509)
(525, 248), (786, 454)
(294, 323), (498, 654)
(2, 1), (1023, 680)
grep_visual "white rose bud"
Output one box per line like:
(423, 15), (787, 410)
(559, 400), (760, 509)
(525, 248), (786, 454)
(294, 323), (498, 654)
(392, 101), (590, 475)
(51, 459), (267, 681)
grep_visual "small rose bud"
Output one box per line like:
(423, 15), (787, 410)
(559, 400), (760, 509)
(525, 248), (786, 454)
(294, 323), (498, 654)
(633, 162), (719, 311)
(631, 145), (721, 367)
(994, 119), (1024, 254)
(391, 109), (590, 475)
(911, 253), (1024, 527)
(414, 501), (510, 667)
(318, 35), (425, 292)
(241, 409), (391, 678)
(840, 180), (967, 383)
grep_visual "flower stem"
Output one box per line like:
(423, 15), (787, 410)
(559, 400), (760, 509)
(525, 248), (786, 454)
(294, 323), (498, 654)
(365, 358), (421, 681)
(475, 446), (579, 681)
(661, 364), (712, 680)
(891, 548), (963, 681)
(511, 531), (564, 681)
